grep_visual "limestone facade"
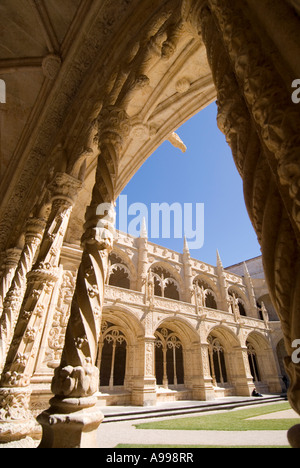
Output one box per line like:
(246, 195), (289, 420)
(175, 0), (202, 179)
(24, 230), (283, 415)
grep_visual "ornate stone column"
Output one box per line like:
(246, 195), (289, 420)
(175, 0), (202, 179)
(0, 173), (82, 447)
(0, 216), (47, 372)
(38, 107), (129, 448)
(132, 336), (157, 407)
(198, 0), (300, 445)
(137, 218), (149, 294)
(232, 345), (255, 397)
(200, 341), (215, 399)
(0, 247), (23, 316)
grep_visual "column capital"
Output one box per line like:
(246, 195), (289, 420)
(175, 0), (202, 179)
(98, 106), (130, 142)
(48, 172), (83, 205)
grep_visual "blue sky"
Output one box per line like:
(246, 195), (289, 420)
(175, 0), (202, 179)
(116, 102), (262, 268)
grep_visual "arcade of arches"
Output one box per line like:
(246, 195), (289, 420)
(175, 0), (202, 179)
(0, 0), (299, 449)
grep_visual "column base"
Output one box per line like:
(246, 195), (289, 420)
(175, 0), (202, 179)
(131, 377), (157, 406)
(192, 383), (215, 401)
(0, 386), (37, 447)
(0, 419), (37, 446)
(234, 378), (255, 397)
(37, 396), (104, 449)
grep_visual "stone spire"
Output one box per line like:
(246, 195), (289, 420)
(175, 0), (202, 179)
(140, 217), (148, 239)
(243, 262), (258, 318)
(216, 250), (229, 312)
(137, 217), (148, 292)
(183, 236), (190, 255)
(183, 236), (193, 303)
(216, 249), (223, 269)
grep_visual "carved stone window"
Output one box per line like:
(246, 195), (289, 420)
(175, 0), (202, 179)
(151, 267), (180, 301)
(193, 278), (218, 310)
(154, 327), (184, 387)
(108, 253), (131, 289)
(98, 321), (127, 389)
(228, 288), (247, 316)
(208, 336), (228, 386)
(247, 343), (261, 382)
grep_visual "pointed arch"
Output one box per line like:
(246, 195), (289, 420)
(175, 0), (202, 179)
(193, 275), (219, 310)
(149, 261), (183, 301)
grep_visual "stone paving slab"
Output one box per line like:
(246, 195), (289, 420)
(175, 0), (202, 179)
(248, 409), (299, 420)
(97, 419), (290, 448)
(96, 398), (294, 448)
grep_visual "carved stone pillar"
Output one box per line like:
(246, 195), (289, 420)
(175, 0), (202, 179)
(0, 173), (82, 447)
(137, 219), (148, 293)
(0, 247), (23, 316)
(232, 346), (255, 397)
(198, 0), (300, 445)
(193, 341), (215, 401)
(0, 217), (47, 372)
(132, 336), (157, 407)
(38, 107), (129, 448)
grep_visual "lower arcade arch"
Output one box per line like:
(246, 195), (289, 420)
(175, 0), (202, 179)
(155, 327), (185, 387)
(97, 307), (144, 393)
(98, 322), (128, 389)
(206, 326), (241, 395)
(153, 318), (200, 392)
(245, 332), (280, 394)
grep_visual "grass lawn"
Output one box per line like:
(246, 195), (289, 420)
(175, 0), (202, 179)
(135, 402), (298, 432)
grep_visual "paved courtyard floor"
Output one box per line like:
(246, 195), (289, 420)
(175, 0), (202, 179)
(97, 400), (298, 448)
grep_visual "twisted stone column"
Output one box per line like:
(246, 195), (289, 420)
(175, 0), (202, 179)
(198, 0), (300, 444)
(0, 173), (81, 446)
(38, 107), (129, 448)
(0, 217), (47, 372)
(0, 248), (23, 316)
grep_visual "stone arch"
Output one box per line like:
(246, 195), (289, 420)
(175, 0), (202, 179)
(257, 293), (279, 322)
(98, 322), (128, 388)
(102, 304), (145, 339)
(246, 331), (281, 394)
(154, 316), (200, 346)
(154, 327), (185, 387)
(108, 263), (131, 290)
(149, 261), (183, 301)
(99, 305), (145, 394)
(205, 324), (241, 349)
(108, 248), (137, 289)
(206, 325), (245, 397)
(193, 275), (219, 310)
(153, 317), (200, 392)
(228, 286), (249, 317)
